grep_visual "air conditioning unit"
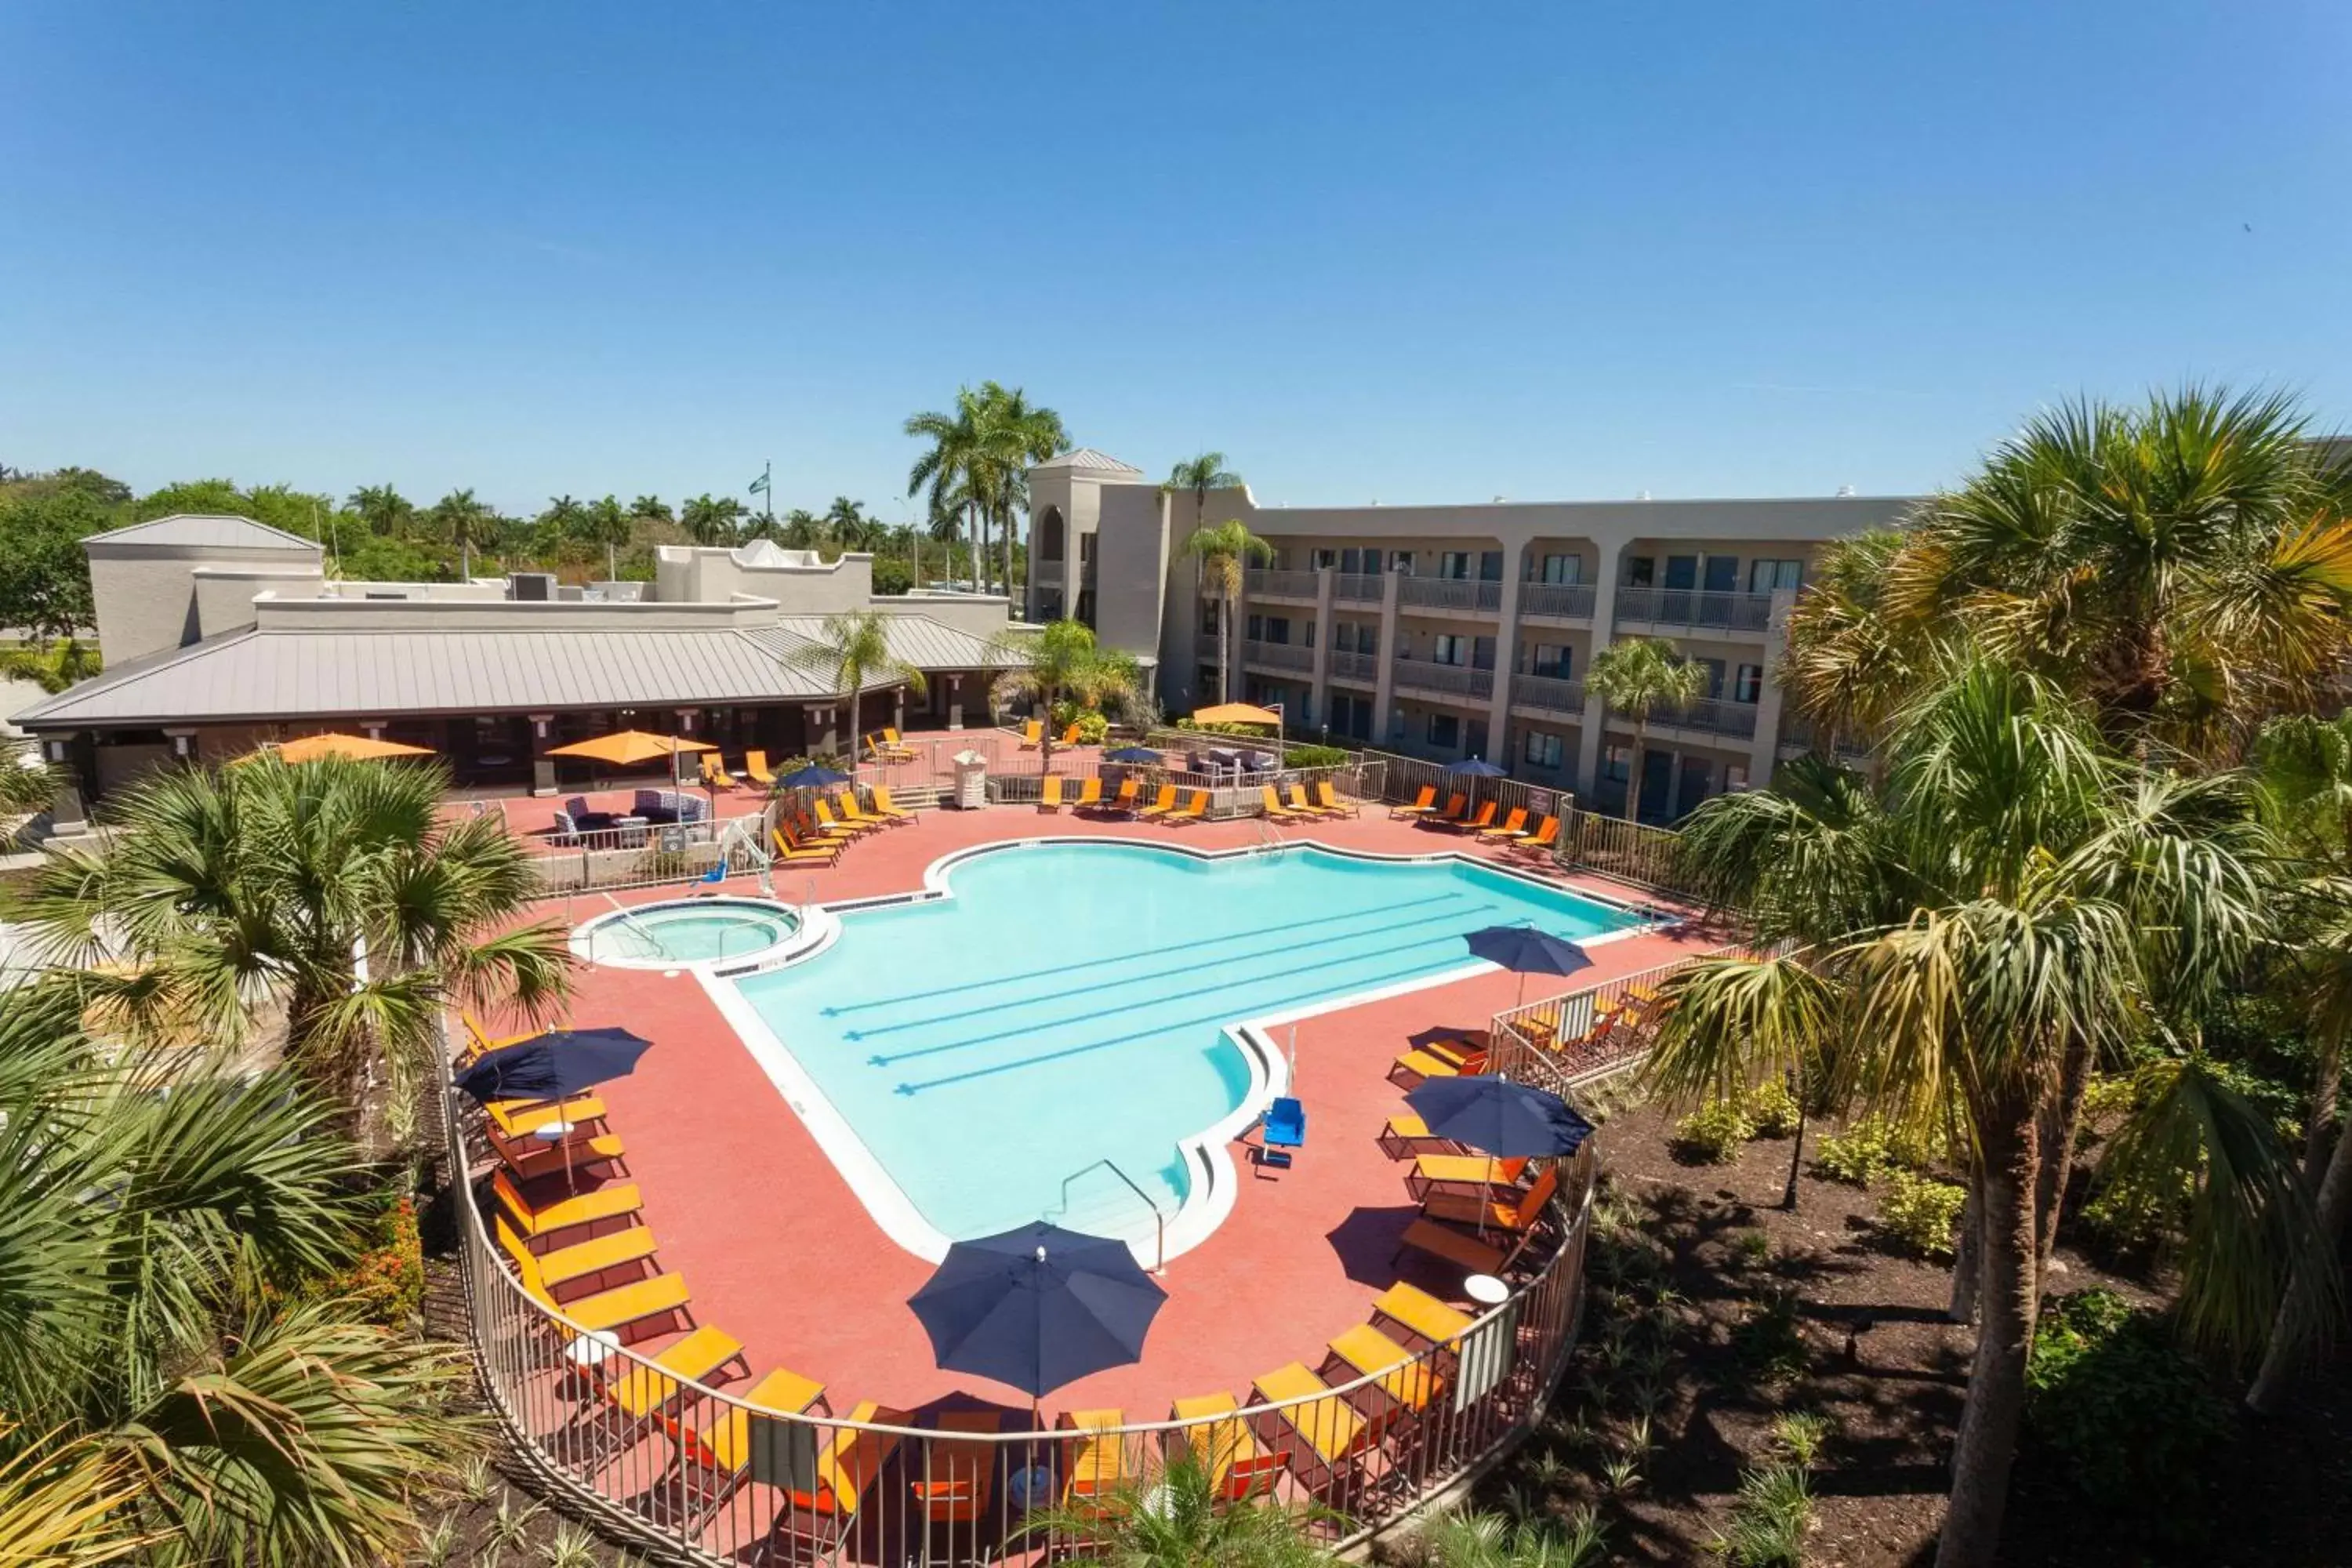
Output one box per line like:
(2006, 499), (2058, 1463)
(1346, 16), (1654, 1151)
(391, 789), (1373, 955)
(511, 572), (556, 601)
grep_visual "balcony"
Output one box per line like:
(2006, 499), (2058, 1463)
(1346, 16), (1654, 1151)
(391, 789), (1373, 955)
(1033, 557), (1064, 582)
(1508, 673), (1587, 717)
(1244, 568), (1319, 602)
(1243, 638), (1314, 673)
(1613, 586), (1775, 634)
(1333, 572), (1384, 605)
(1195, 631), (1221, 659)
(1391, 658), (1494, 704)
(1614, 696), (1761, 742)
(1330, 649), (1379, 684)
(1398, 577), (1503, 616)
(1519, 582), (1595, 622)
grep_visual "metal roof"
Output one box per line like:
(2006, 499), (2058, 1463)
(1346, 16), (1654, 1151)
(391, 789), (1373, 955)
(15, 612), (1023, 731)
(86, 514), (322, 551)
(1031, 448), (1143, 476)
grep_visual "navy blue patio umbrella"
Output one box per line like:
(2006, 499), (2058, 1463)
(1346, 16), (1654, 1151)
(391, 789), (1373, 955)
(777, 763), (855, 790)
(909, 1221), (1168, 1401)
(1406, 1075), (1595, 1159)
(452, 1026), (654, 1106)
(1465, 924), (1592, 1005)
(1443, 756), (1509, 815)
(1103, 746), (1162, 764)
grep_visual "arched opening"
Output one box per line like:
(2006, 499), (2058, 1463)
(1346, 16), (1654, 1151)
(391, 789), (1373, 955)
(1037, 506), (1065, 561)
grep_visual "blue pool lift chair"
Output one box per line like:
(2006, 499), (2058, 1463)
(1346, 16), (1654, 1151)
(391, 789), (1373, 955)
(1255, 1096), (1307, 1174)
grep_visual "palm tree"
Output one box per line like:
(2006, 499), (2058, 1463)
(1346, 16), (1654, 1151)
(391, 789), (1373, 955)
(782, 507), (822, 550)
(1649, 662), (2324, 1568)
(583, 494), (631, 579)
(680, 493), (747, 546)
(1778, 528), (1936, 771)
(906, 389), (989, 592)
(825, 495), (880, 551)
(976, 383), (1069, 601)
(630, 494), (673, 527)
(430, 487), (495, 580)
(781, 609), (927, 763)
(1185, 518), (1274, 706)
(992, 619), (1138, 775)
(1163, 452), (1243, 542)
(1022, 1446), (1330, 1567)
(1585, 637), (1708, 820)
(1846, 387), (2352, 759)
(540, 494), (589, 546)
(20, 755), (573, 1144)
(346, 483), (413, 538)
(0, 986), (472, 1563)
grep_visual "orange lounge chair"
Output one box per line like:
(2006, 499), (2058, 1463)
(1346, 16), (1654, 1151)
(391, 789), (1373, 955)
(1388, 1044), (1488, 1087)
(506, 1235), (689, 1338)
(495, 1213), (658, 1293)
(1287, 782), (1342, 819)
(1038, 775), (1065, 813)
(744, 750), (779, 788)
(771, 1399), (909, 1552)
(913, 1409), (1000, 1522)
(601, 1324), (750, 1424)
(1376, 1112), (1463, 1159)
(1163, 789), (1210, 826)
(1443, 801), (1499, 834)
(1170, 1392), (1285, 1503)
(1261, 784), (1303, 822)
(1058, 1408), (1130, 1509)
(1070, 778), (1102, 811)
(1510, 815), (1563, 857)
(492, 1168), (644, 1247)
(1058, 721), (1082, 746)
(771, 826), (842, 866)
(1315, 780), (1359, 817)
(1370, 1282), (1475, 1349)
(1248, 1363), (1392, 1494)
(869, 783), (918, 822)
(1389, 786), (1438, 819)
(1095, 776), (1139, 815)
(486, 1094), (604, 1139)
(1394, 1213), (1540, 1278)
(1017, 719), (1044, 750)
(1135, 783), (1180, 820)
(1421, 793), (1468, 828)
(1476, 806), (1530, 841)
(701, 756), (740, 791)
(1421, 1163), (1562, 1232)
(487, 1121), (628, 1185)
(1405, 1153), (1530, 1203)
(1320, 1323), (1442, 1413)
(669, 1367), (837, 1531)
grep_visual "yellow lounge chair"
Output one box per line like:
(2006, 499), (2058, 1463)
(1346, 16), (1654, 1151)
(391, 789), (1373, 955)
(1249, 1362), (1383, 1492)
(1421, 1163), (1562, 1232)
(1100, 776), (1140, 815)
(1370, 1282), (1475, 1348)
(1388, 1044), (1487, 1087)
(1315, 779), (1359, 816)
(865, 731), (916, 764)
(1389, 786), (1438, 819)
(670, 1367), (836, 1530)
(770, 1399), (908, 1551)
(700, 756), (739, 791)
(1444, 801), (1499, 834)
(1135, 783), (1180, 820)
(1376, 1112), (1462, 1158)
(1405, 1153), (1530, 1202)
(744, 750), (778, 788)
(1171, 1392), (1283, 1502)
(1070, 777), (1102, 810)
(869, 783), (918, 822)
(771, 826), (842, 866)
(1017, 719), (1044, 750)
(495, 1213), (659, 1292)
(509, 1240), (689, 1338)
(461, 1009), (534, 1061)
(486, 1094), (605, 1139)
(492, 1167), (644, 1246)
(813, 799), (871, 838)
(487, 1122), (628, 1185)
(1038, 775), (1065, 813)
(1058, 1408), (1129, 1507)
(1287, 782), (1341, 819)
(837, 792), (895, 832)
(1477, 806), (1530, 840)
(1394, 1214), (1540, 1277)
(1058, 721), (1082, 746)
(1163, 789), (1209, 826)
(1321, 1323), (1441, 1412)
(602, 1324), (749, 1422)
(1261, 784), (1302, 821)
(880, 726), (920, 758)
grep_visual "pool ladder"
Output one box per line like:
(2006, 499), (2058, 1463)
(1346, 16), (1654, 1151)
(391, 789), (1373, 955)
(1047, 1158), (1167, 1274)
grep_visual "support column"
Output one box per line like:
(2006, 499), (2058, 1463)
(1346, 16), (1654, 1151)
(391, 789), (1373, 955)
(1483, 541), (1528, 771)
(1228, 568), (1251, 707)
(946, 675), (965, 731)
(526, 713), (557, 797)
(674, 708), (699, 786)
(894, 688), (906, 736)
(360, 718), (387, 740)
(1370, 568), (1402, 750)
(1307, 565), (1335, 733)
(43, 735), (87, 836)
(805, 704), (837, 758)
(1574, 542), (1624, 799)
(1748, 586), (1798, 787)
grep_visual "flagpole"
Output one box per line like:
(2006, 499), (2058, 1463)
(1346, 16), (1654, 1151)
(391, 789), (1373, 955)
(764, 459), (774, 532)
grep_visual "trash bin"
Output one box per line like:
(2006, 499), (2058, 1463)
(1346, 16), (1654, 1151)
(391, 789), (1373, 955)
(951, 750), (989, 809)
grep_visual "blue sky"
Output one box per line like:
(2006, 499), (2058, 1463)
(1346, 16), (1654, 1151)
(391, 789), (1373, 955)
(4, 2), (2347, 517)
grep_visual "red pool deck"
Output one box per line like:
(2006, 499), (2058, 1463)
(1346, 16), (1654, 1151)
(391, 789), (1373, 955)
(485, 801), (1713, 1428)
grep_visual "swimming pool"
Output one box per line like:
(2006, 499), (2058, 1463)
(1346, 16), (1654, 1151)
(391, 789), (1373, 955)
(572, 898), (804, 968)
(716, 841), (1639, 1258)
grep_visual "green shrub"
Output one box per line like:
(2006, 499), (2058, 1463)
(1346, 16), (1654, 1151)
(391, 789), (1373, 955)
(2078, 1073), (2140, 1129)
(1812, 1116), (1936, 1187)
(1729, 1286), (1807, 1384)
(1744, 1078), (1802, 1138)
(2078, 1163), (2190, 1253)
(0, 757), (56, 813)
(1713, 1462), (1812, 1566)
(274, 1192), (425, 1327)
(1280, 742), (1351, 768)
(2026, 1288), (2228, 1523)
(1875, 1171), (1965, 1258)
(1673, 1098), (1754, 1163)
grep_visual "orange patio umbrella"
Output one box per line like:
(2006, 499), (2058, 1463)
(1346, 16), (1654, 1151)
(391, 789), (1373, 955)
(1190, 702), (1285, 728)
(245, 732), (435, 764)
(546, 728), (716, 786)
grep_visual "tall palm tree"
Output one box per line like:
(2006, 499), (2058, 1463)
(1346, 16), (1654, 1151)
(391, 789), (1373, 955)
(1184, 518), (1274, 706)
(430, 487), (494, 580)
(1584, 637), (1708, 820)
(1648, 662), (2325, 1568)
(1777, 528), (1936, 772)
(975, 383), (1068, 601)
(680, 493), (747, 546)
(1163, 452), (1243, 542)
(824, 495), (880, 551)
(584, 494), (631, 579)
(630, 494), (673, 527)
(345, 483), (413, 538)
(782, 610), (927, 763)
(782, 507), (822, 550)
(20, 755), (573, 1144)
(906, 389), (989, 593)
(1842, 387), (2352, 759)
(991, 619), (1137, 775)
(0, 986), (473, 1563)
(540, 494), (589, 546)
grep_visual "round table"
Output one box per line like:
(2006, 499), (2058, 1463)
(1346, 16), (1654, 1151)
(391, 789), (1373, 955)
(1464, 1272), (1510, 1307)
(532, 1121), (576, 1144)
(565, 1330), (622, 1370)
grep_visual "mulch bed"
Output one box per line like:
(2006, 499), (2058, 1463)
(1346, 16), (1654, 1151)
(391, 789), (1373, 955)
(1449, 1095), (2352, 1567)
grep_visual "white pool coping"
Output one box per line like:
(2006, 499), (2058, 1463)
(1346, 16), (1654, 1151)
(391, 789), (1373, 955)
(695, 837), (1653, 1266)
(568, 895), (833, 973)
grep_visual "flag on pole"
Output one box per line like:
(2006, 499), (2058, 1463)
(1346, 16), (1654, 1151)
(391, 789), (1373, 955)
(748, 472), (769, 494)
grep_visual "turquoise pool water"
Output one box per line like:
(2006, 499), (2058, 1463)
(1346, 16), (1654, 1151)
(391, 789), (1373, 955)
(731, 843), (1638, 1246)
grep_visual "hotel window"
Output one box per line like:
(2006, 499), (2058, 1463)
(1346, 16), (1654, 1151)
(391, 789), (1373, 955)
(1427, 713), (1461, 750)
(1264, 616), (1290, 644)
(1471, 635), (1497, 670)
(1357, 623), (1378, 657)
(1703, 556), (1739, 593)
(1748, 558), (1804, 593)
(1201, 600), (1219, 633)
(1338, 548), (1363, 575)
(1390, 550), (1415, 575)
(1523, 730), (1564, 769)
(1465, 719), (1489, 758)
(1697, 658), (1727, 699)
(1311, 547), (1335, 570)
(1623, 556), (1656, 586)
(1332, 622), (1355, 653)
(1530, 644), (1571, 680)
(1735, 663), (1764, 703)
(1432, 634), (1469, 666)
(1537, 554), (1583, 585)
(1439, 550), (1472, 580)
(1602, 743), (1632, 784)
(1078, 532), (1095, 563)
(1303, 621), (1316, 648)
(1478, 550), (1504, 582)
(1664, 555), (1699, 590)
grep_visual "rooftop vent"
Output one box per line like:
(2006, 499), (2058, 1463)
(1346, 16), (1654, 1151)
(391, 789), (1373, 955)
(1836, 485), (1857, 496)
(511, 572), (556, 601)
(1636, 491), (1652, 502)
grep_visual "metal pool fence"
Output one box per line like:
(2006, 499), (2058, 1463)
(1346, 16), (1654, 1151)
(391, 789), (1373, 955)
(447, 1077), (1596, 1566)
(1487, 941), (1788, 1091)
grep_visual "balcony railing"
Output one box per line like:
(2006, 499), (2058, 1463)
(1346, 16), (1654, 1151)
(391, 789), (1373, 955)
(1392, 658), (1495, 702)
(1613, 586), (1775, 633)
(1033, 558), (1063, 580)
(1243, 638), (1314, 673)
(1333, 572), (1384, 604)
(1637, 697), (1761, 741)
(1195, 631), (1221, 659)
(1519, 581), (1595, 621)
(1398, 577), (1503, 615)
(1330, 648), (1381, 684)
(1509, 673), (1588, 716)
(1244, 567), (1319, 601)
